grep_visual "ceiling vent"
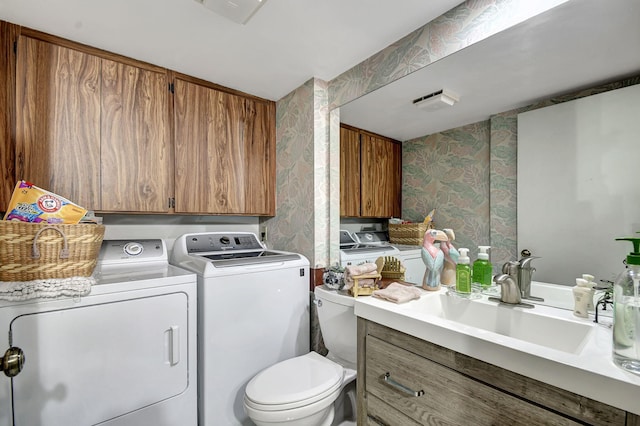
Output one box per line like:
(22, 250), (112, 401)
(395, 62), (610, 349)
(412, 89), (459, 111)
(195, 0), (267, 25)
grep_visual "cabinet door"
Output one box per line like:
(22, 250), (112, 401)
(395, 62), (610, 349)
(361, 133), (401, 218)
(340, 126), (361, 217)
(173, 78), (275, 215)
(101, 59), (170, 212)
(173, 78), (244, 214)
(15, 36), (101, 209)
(0, 22), (19, 211)
(243, 98), (275, 215)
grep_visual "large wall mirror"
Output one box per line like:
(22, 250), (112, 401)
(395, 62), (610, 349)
(335, 0), (640, 289)
(517, 84), (640, 287)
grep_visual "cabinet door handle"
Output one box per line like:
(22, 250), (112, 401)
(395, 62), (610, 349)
(382, 372), (424, 397)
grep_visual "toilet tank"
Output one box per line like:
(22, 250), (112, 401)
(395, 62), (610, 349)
(314, 286), (357, 367)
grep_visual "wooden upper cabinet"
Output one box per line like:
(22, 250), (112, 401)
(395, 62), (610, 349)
(15, 34), (171, 213)
(243, 98), (275, 215)
(100, 59), (170, 212)
(340, 124), (401, 218)
(340, 125), (361, 217)
(15, 35), (102, 209)
(173, 77), (275, 215)
(0, 21), (19, 211)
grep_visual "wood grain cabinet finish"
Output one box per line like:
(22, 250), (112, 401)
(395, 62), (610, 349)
(173, 77), (275, 215)
(7, 23), (275, 215)
(340, 124), (401, 218)
(16, 35), (102, 210)
(357, 318), (639, 426)
(360, 133), (401, 218)
(0, 22), (19, 211)
(340, 125), (361, 217)
(15, 34), (170, 212)
(100, 59), (171, 212)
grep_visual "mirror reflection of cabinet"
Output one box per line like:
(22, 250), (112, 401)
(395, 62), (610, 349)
(340, 124), (401, 218)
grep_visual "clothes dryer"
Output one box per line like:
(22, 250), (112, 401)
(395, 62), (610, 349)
(0, 239), (197, 426)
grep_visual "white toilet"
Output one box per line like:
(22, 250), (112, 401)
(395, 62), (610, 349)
(244, 285), (357, 426)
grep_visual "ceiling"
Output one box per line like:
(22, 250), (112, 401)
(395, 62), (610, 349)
(0, 0), (464, 101)
(341, 0), (640, 141)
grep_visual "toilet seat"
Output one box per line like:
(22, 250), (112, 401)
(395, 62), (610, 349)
(244, 352), (344, 411)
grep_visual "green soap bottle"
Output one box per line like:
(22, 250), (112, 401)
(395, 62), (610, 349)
(456, 248), (471, 294)
(472, 245), (492, 288)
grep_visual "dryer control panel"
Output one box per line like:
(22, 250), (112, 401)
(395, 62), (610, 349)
(98, 239), (166, 265)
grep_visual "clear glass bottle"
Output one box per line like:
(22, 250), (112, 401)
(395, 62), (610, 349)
(612, 238), (640, 375)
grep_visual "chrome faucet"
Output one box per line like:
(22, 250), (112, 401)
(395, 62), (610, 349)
(518, 250), (544, 302)
(493, 261), (522, 304)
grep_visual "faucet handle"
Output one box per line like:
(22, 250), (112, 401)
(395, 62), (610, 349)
(501, 260), (520, 276)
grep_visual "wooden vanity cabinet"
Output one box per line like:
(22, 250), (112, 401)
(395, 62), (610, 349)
(358, 318), (639, 426)
(14, 32), (171, 212)
(340, 124), (401, 218)
(172, 76), (275, 215)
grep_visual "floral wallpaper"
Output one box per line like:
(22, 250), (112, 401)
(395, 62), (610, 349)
(264, 79), (316, 262)
(265, 78), (335, 268)
(402, 121), (491, 262)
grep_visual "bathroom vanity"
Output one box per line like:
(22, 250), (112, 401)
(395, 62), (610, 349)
(354, 286), (640, 425)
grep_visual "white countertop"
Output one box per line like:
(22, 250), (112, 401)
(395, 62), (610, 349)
(354, 283), (640, 415)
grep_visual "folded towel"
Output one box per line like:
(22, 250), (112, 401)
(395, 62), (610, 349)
(0, 276), (94, 301)
(343, 262), (380, 290)
(373, 282), (422, 304)
(346, 263), (378, 276)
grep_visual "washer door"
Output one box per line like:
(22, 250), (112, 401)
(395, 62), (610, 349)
(9, 293), (188, 426)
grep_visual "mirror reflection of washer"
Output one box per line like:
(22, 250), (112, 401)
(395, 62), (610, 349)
(0, 239), (197, 426)
(171, 231), (310, 426)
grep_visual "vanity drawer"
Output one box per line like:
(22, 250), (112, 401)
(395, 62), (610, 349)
(365, 335), (582, 425)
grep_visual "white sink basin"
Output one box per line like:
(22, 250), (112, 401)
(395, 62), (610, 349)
(407, 292), (593, 354)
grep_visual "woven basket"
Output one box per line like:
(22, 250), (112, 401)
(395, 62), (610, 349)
(0, 221), (105, 281)
(388, 223), (431, 246)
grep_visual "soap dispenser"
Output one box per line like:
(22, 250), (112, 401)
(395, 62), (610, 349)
(612, 238), (640, 376)
(472, 246), (492, 289)
(456, 248), (471, 294)
(572, 277), (595, 318)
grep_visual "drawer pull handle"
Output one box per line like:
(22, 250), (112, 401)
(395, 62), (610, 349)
(383, 372), (424, 397)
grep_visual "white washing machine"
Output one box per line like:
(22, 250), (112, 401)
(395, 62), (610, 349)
(170, 232), (310, 426)
(0, 239), (197, 426)
(347, 230), (425, 284)
(339, 230), (399, 267)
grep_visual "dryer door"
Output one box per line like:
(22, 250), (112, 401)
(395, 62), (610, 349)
(9, 292), (188, 426)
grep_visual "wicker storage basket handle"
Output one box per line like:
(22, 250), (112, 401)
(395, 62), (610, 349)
(32, 226), (69, 260)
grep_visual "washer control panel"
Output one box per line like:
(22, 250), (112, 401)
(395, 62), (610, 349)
(98, 239), (166, 265)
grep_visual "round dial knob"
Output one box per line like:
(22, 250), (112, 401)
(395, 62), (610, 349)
(123, 242), (144, 256)
(220, 236), (230, 245)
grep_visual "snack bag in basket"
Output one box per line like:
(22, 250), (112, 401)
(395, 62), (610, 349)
(3, 181), (88, 224)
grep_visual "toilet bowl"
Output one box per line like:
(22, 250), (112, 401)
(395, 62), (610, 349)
(244, 286), (357, 426)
